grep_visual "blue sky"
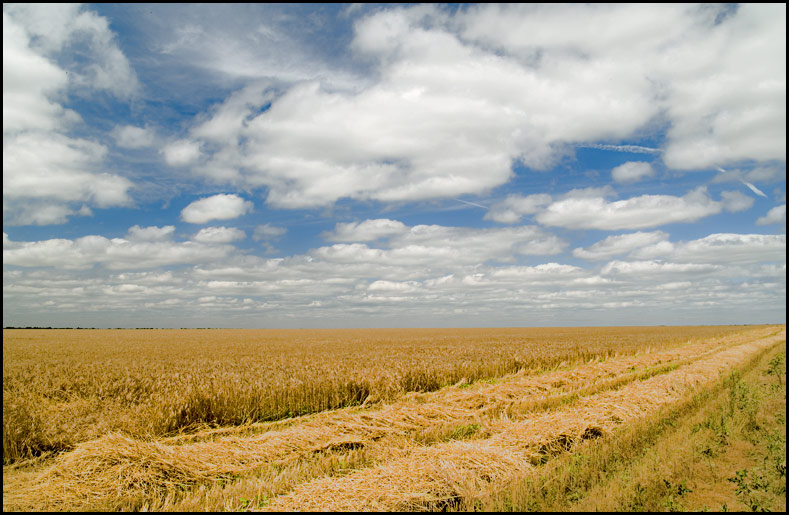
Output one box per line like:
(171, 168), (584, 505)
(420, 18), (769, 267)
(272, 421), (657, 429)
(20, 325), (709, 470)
(3, 3), (786, 328)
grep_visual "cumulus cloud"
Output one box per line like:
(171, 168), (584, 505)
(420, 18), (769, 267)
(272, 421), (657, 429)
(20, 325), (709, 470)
(3, 3), (139, 98)
(601, 260), (721, 279)
(323, 219), (408, 242)
(756, 205), (786, 226)
(180, 194), (253, 224)
(112, 125), (156, 149)
(253, 224), (287, 240)
(3, 11), (71, 133)
(162, 139), (202, 167)
(536, 187), (725, 230)
(310, 222), (567, 271)
(611, 161), (655, 183)
(2, 233), (235, 270)
(632, 233), (786, 265)
(573, 231), (669, 261)
(3, 6), (136, 225)
(192, 226), (246, 243)
(4, 226), (785, 327)
(389, 224), (567, 259)
(157, 4), (785, 210)
(126, 225), (175, 242)
(659, 4), (786, 169)
(456, 3), (785, 171)
(187, 7), (659, 208)
(484, 194), (552, 224)
(3, 133), (134, 220)
(3, 5), (786, 328)
(154, 5), (361, 91)
(720, 190), (754, 213)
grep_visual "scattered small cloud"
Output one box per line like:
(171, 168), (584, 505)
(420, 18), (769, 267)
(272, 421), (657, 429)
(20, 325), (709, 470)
(192, 226), (246, 243)
(180, 194), (253, 224)
(536, 187), (725, 230)
(126, 225), (175, 242)
(756, 204), (786, 226)
(720, 190), (754, 213)
(484, 194), (552, 224)
(112, 125), (156, 149)
(253, 224), (287, 241)
(162, 139), (202, 167)
(611, 161), (655, 183)
(323, 219), (408, 242)
(573, 231), (669, 261)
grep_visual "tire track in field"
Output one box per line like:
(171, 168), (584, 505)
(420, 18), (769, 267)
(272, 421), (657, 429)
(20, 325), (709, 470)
(262, 328), (785, 511)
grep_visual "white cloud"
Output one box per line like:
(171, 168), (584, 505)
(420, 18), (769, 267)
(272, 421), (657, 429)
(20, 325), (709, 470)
(190, 7), (660, 208)
(579, 144), (661, 154)
(253, 224), (287, 240)
(756, 205), (786, 226)
(2, 233), (235, 270)
(660, 4), (786, 169)
(632, 233), (786, 265)
(162, 139), (202, 167)
(162, 4), (784, 210)
(3, 132), (133, 223)
(368, 280), (420, 293)
(387, 224), (567, 261)
(611, 161), (655, 183)
(192, 226), (246, 243)
(720, 190), (754, 213)
(126, 225), (175, 242)
(191, 83), (274, 144)
(180, 194), (254, 224)
(536, 187), (724, 230)
(456, 3), (785, 171)
(4, 3), (139, 98)
(3, 6), (136, 226)
(323, 219), (408, 242)
(2, 203), (76, 226)
(484, 193), (552, 224)
(154, 5), (361, 91)
(4, 227), (785, 327)
(573, 231), (669, 261)
(306, 222), (566, 272)
(112, 125), (156, 149)
(601, 260), (721, 278)
(2, 11), (70, 133)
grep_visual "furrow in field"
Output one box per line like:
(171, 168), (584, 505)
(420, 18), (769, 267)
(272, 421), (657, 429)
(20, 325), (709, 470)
(261, 328), (785, 511)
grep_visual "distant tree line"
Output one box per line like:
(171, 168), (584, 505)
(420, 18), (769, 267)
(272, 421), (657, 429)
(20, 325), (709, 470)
(1, 326), (212, 330)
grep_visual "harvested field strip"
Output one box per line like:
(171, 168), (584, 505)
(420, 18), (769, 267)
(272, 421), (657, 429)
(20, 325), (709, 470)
(480, 338), (786, 511)
(162, 326), (763, 447)
(2, 326), (782, 512)
(2, 325), (758, 465)
(262, 328), (785, 511)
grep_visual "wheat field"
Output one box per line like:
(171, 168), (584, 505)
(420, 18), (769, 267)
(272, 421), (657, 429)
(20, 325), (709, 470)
(3, 324), (785, 511)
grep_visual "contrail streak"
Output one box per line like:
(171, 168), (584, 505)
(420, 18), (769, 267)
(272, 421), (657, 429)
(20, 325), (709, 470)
(739, 180), (768, 198)
(453, 198), (488, 209)
(579, 143), (662, 154)
(715, 167), (768, 198)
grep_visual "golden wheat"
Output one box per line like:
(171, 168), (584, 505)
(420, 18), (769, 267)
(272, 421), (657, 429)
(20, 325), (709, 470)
(2, 325), (763, 465)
